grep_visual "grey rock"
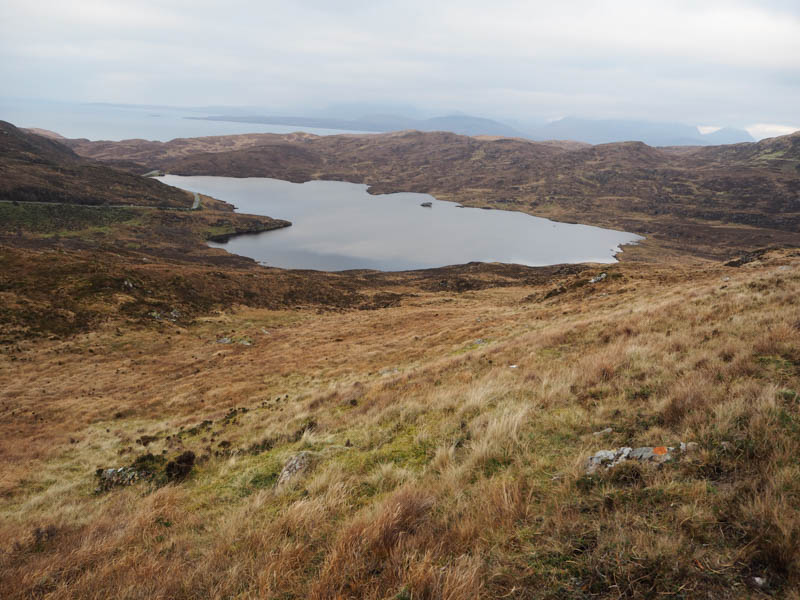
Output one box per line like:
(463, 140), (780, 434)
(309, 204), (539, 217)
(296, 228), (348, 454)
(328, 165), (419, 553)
(585, 444), (679, 474)
(216, 337), (232, 344)
(420, 201), (433, 208)
(630, 446), (674, 463)
(95, 466), (148, 492)
(277, 451), (313, 486)
(589, 273), (607, 284)
(585, 447), (631, 474)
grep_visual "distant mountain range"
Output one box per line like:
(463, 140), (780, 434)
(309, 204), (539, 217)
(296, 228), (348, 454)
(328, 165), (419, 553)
(192, 114), (756, 146)
(190, 113), (525, 138)
(531, 117), (754, 146)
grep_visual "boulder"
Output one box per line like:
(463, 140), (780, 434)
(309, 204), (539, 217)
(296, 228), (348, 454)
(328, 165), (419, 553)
(585, 444), (680, 474)
(95, 466), (147, 492)
(277, 451), (313, 486)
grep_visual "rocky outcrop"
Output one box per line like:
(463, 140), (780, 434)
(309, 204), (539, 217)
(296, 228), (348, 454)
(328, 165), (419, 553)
(585, 442), (698, 474)
(277, 451), (313, 486)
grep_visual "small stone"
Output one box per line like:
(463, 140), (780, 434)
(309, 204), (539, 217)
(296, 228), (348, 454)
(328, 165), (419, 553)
(593, 427), (613, 436)
(585, 447), (631, 474)
(216, 337), (232, 344)
(590, 273), (607, 284)
(585, 444), (676, 474)
(509, 364), (518, 369)
(753, 576), (766, 587)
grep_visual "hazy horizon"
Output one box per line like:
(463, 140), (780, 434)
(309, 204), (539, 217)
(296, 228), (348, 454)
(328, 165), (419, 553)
(1, 1), (798, 140)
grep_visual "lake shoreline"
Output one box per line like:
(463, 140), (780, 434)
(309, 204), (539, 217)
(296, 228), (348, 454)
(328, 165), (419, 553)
(206, 219), (292, 243)
(160, 175), (643, 272)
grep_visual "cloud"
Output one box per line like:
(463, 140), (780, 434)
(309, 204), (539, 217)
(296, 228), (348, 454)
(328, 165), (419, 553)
(746, 123), (800, 140)
(0, 0), (798, 126)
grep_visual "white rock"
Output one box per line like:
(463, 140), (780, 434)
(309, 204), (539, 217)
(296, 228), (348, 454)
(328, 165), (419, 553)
(593, 427), (613, 436)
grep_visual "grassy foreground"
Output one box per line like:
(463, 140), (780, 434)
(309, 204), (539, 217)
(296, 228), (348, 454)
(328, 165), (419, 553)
(2, 250), (800, 598)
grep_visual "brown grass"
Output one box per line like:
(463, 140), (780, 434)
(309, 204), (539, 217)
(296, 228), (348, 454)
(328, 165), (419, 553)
(2, 250), (800, 598)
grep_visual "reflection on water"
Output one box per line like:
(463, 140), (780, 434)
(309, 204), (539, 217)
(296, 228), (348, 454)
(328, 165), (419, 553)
(158, 175), (643, 271)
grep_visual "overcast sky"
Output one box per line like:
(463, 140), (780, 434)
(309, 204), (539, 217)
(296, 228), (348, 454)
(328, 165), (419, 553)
(1, 0), (798, 137)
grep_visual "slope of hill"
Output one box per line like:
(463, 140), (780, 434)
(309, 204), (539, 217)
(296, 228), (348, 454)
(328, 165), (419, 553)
(2, 245), (800, 599)
(67, 129), (800, 260)
(0, 120), (291, 282)
(0, 121), (193, 208)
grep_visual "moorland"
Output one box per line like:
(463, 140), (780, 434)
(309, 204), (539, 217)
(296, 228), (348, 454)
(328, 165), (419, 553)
(1, 120), (800, 599)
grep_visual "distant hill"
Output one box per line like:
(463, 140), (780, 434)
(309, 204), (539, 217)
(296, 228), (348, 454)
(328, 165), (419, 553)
(193, 113), (526, 138)
(530, 117), (755, 146)
(195, 113), (756, 146)
(68, 128), (800, 259)
(700, 126), (757, 145)
(22, 127), (65, 140)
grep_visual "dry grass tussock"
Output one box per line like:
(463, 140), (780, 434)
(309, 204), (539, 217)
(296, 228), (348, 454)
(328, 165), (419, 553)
(2, 251), (800, 598)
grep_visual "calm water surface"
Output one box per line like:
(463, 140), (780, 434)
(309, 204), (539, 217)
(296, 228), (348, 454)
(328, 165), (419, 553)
(0, 98), (369, 141)
(158, 175), (643, 271)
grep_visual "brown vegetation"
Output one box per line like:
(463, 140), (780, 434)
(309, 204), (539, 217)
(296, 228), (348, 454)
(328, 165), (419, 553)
(0, 121), (191, 208)
(2, 248), (800, 598)
(66, 129), (800, 260)
(2, 124), (800, 598)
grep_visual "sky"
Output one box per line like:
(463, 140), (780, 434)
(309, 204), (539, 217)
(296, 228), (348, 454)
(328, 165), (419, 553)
(1, 0), (798, 138)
